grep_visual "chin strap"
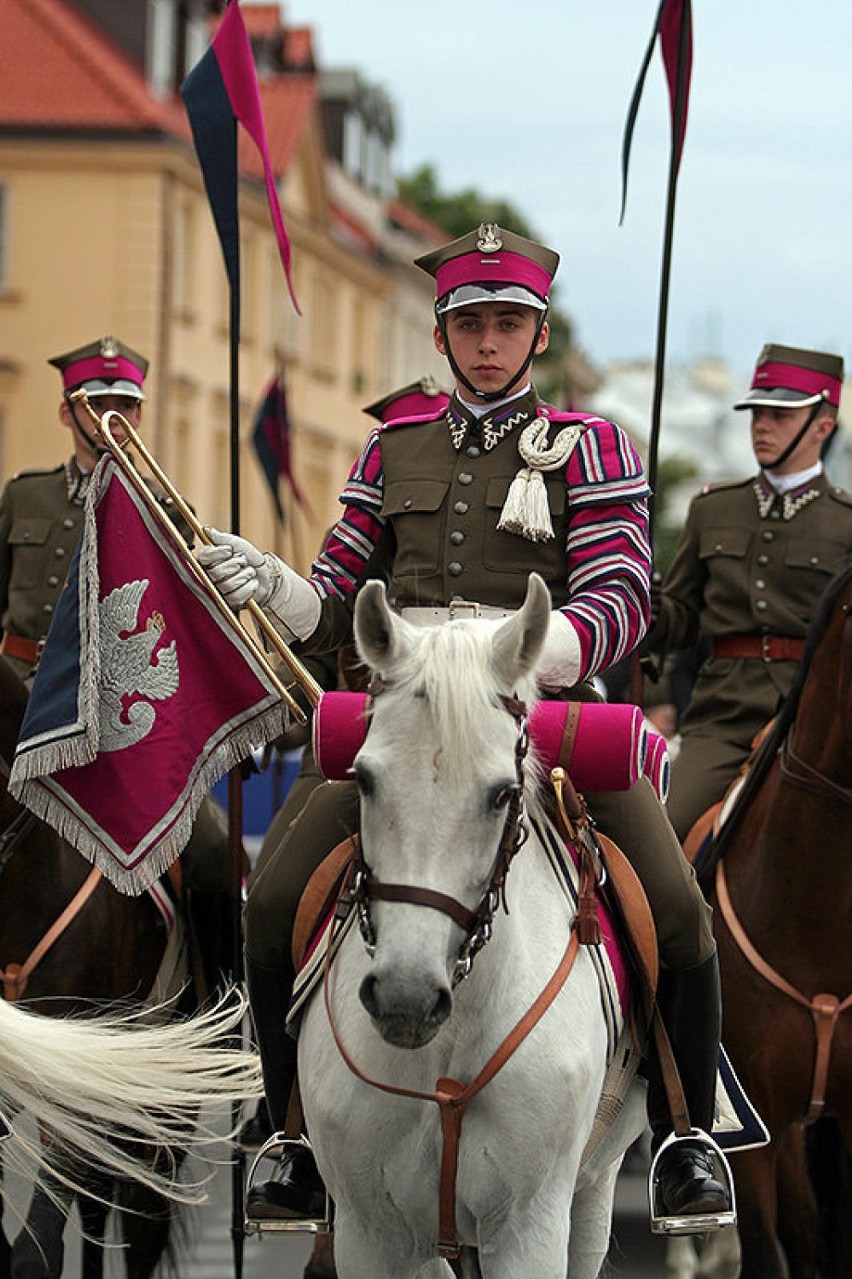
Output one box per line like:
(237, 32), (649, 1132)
(764, 396), (826, 469)
(66, 396), (108, 457)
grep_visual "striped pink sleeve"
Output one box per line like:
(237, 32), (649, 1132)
(309, 428), (386, 600)
(560, 419), (652, 679)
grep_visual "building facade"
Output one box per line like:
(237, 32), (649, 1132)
(0, 0), (446, 570)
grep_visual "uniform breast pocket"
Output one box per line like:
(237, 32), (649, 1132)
(483, 475), (567, 576)
(698, 527), (752, 564)
(784, 539), (848, 580)
(7, 519), (52, 589)
(382, 479), (449, 577)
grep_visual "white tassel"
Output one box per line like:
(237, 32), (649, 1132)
(497, 415), (587, 543)
(497, 467), (532, 534)
(497, 467), (554, 541)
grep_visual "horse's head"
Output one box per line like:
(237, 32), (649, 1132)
(350, 573), (551, 1048)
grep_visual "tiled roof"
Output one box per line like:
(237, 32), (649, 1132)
(1, 0), (188, 136)
(387, 199), (448, 245)
(238, 78), (318, 180)
(242, 5), (281, 38)
(1, 0), (317, 183)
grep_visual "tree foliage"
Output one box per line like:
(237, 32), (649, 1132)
(397, 164), (538, 241)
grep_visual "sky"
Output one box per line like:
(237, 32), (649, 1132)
(276, 0), (852, 383)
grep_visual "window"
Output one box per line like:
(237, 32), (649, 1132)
(183, 13), (208, 78)
(147, 0), (177, 98)
(0, 185), (7, 291)
(172, 197), (196, 319)
(343, 110), (363, 182)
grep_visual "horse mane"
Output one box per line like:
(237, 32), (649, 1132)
(699, 555), (852, 885)
(377, 620), (541, 779)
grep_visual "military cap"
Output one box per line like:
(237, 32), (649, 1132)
(362, 375), (450, 424)
(734, 343), (844, 410)
(415, 222), (559, 315)
(48, 335), (148, 401)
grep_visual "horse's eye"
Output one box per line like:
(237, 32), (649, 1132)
(490, 785), (514, 812)
(354, 761), (374, 799)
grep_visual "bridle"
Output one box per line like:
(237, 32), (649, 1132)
(778, 600), (852, 806)
(350, 683), (530, 985)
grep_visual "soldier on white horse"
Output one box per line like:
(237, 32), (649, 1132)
(198, 223), (732, 1235)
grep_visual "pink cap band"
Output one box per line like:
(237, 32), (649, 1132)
(752, 360), (841, 406)
(59, 354), (146, 392)
(435, 249), (552, 301)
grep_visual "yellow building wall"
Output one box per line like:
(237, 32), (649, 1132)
(0, 128), (437, 575)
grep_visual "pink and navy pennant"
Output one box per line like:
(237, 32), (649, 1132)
(180, 0), (301, 327)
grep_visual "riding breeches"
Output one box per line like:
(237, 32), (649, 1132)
(243, 772), (713, 980)
(665, 733), (753, 844)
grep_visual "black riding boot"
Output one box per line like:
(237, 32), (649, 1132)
(647, 950), (732, 1220)
(244, 956), (326, 1221)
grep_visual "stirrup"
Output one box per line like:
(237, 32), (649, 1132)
(648, 1128), (737, 1236)
(244, 1133), (333, 1237)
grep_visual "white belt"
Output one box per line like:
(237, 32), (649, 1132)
(399, 601), (517, 626)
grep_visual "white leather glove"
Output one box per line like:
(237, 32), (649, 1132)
(536, 610), (582, 692)
(196, 528), (320, 641)
(196, 529), (277, 606)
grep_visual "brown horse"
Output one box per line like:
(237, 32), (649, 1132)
(0, 655), (187, 1279)
(698, 560), (852, 1278)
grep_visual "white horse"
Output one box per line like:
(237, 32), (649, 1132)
(299, 574), (646, 1278)
(0, 990), (262, 1204)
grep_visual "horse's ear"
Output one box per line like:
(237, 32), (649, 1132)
(354, 580), (400, 671)
(491, 573), (551, 687)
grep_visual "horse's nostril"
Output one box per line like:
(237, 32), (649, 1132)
(359, 973), (379, 1017)
(430, 986), (452, 1027)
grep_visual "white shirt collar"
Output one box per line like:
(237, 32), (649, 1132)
(764, 462), (822, 494)
(456, 383), (532, 420)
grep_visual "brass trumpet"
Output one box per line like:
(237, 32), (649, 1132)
(71, 389), (324, 724)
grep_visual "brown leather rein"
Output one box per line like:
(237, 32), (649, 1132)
(715, 860), (852, 1124)
(715, 600), (852, 1124)
(321, 685), (586, 1259)
(0, 749), (104, 1001)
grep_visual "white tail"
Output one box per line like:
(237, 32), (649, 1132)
(0, 990), (262, 1203)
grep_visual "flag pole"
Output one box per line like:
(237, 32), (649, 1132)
(620, 0), (693, 702)
(647, 0), (692, 545)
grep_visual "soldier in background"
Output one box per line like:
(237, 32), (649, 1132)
(0, 336), (231, 982)
(645, 343), (852, 842)
(0, 337), (167, 680)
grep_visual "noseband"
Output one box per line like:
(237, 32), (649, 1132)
(351, 683), (530, 985)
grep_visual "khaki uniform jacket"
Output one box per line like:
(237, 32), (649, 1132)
(0, 459), (190, 679)
(649, 470), (852, 748)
